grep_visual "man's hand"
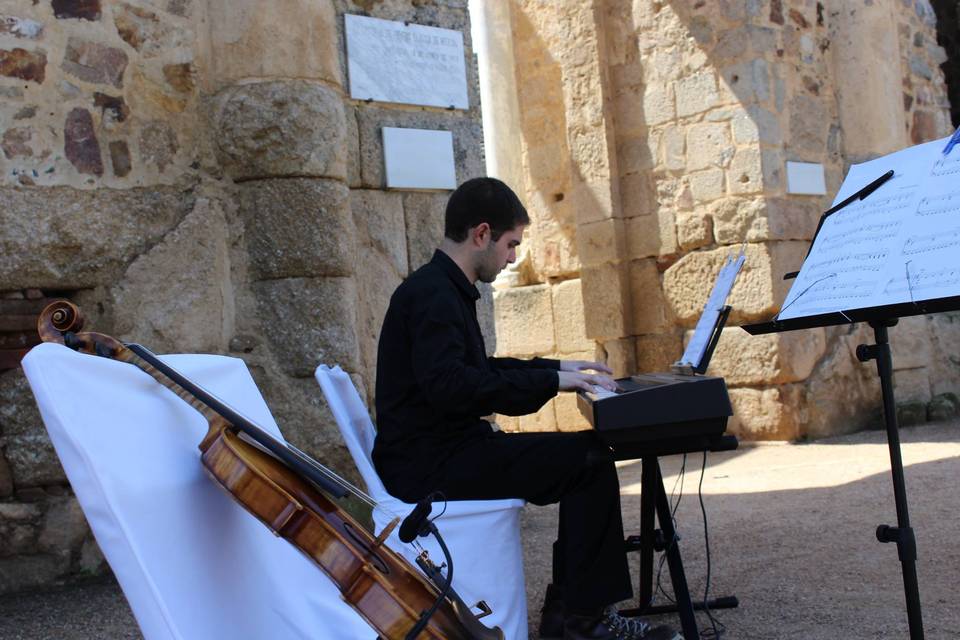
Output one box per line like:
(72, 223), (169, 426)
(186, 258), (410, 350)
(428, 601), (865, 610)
(559, 360), (613, 375)
(557, 370), (618, 393)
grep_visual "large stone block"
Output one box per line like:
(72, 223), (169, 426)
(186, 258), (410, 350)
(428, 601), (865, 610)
(927, 312), (960, 397)
(551, 279), (594, 355)
(706, 326), (826, 385)
(663, 242), (807, 326)
(0, 370), (42, 437)
(688, 168), (725, 203)
(493, 284), (555, 356)
(355, 107), (483, 189)
(528, 216), (581, 281)
(685, 122), (731, 171)
(659, 125), (685, 171)
(4, 434), (65, 487)
(354, 244), (403, 395)
(111, 198), (234, 354)
(581, 263), (630, 340)
(37, 496), (88, 553)
(212, 80), (347, 181)
(601, 337), (636, 378)
(676, 210), (713, 251)
(248, 371), (359, 485)
(577, 218), (624, 268)
(712, 197), (821, 244)
(251, 276), (361, 377)
(519, 399), (557, 432)
(731, 105), (782, 145)
(0, 454), (12, 497)
(889, 315), (933, 371)
(554, 394), (590, 431)
(642, 83), (675, 126)
(628, 259), (669, 334)
(788, 94), (829, 155)
(351, 189), (407, 277)
(625, 211), (677, 259)
(675, 71), (720, 117)
(0, 185), (193, 289)
(635, 333), (682, 373)
(203, 0), (341, 91)
(0, 554), (67, 595)
(620, 172), (658, 217)
(893, 367), (932, 405)
(727, 386), (802, 441)
(803, 327), (882, 438)
(402, 192), (447, 273)
(477, 283), (497, 356)
(240, 179), (355, 280)
(727, 147), (763, 195)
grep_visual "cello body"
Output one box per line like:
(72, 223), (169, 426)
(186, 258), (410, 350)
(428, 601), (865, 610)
(36, 300), (502, 640)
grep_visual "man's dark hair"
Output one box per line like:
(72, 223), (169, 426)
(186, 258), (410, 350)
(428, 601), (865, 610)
(444, 177), (529, 242)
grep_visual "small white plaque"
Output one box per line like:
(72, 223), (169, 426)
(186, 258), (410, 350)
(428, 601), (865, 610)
(345, 14), (469, 109)
(786, 161), (827, 195)
(382, 127), (457, 190)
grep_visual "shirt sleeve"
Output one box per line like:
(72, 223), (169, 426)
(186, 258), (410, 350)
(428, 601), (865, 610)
(488, 356), (561, 371)
(408, 293), (558, 417)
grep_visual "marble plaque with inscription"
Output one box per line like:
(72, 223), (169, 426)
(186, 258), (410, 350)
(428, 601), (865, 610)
(345, 14), (469, 109)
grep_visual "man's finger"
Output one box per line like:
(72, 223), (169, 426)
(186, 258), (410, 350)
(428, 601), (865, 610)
(579, 361), (613, 374)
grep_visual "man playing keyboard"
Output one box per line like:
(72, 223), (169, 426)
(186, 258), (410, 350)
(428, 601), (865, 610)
(373, 177), (680, 640)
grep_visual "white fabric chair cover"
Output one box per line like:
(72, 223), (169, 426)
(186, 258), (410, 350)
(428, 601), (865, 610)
(315, 364), (529, 640)
(22, 343), (376, 640)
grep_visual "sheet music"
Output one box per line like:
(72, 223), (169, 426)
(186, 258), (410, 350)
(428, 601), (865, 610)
(778, 134), (958, 321)
(679, 250), (746, 368)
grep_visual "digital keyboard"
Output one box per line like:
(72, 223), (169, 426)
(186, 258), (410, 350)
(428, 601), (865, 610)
(577, 372), (732, 453)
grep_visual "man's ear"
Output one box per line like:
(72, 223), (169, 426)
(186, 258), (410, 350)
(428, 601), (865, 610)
(472, 222), (491, 247)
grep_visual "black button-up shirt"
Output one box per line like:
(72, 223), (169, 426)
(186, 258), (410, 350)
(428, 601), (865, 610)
(373, 250), (559, 495)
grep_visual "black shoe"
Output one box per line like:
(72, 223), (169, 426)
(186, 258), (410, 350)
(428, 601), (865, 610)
(538, 583), (566, 639)
(599, 607), (682, 640)
(562, 608), (683, 640)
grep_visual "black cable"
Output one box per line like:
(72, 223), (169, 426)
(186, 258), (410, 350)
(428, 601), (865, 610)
(698, 450), (725, 640)
(654, 454), (686, 605)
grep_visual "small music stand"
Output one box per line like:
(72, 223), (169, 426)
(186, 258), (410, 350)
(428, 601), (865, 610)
(618, 257), (745, 640)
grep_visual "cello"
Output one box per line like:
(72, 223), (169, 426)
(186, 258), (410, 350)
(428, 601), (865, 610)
(37, 300), (503, 640)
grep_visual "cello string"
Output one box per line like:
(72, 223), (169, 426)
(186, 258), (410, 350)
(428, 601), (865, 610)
(125, 346), (379, 508)
(126, 346), (432, 556)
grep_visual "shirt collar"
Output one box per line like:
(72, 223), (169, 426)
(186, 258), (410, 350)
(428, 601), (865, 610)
(431, 249), (481, 301)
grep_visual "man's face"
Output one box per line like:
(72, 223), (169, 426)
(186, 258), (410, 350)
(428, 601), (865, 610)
(476, 224), (525, 283)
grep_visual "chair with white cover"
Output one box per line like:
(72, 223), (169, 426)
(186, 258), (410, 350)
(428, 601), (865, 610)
(22, 342), (376, 640)
(315, 364), (529, 640)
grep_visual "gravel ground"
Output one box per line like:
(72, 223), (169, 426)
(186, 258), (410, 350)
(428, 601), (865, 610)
(1, 420), (958, 639)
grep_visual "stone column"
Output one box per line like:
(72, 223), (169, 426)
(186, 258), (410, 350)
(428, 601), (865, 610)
(830, 0), (907, 159)
(202, 0), (362, 455)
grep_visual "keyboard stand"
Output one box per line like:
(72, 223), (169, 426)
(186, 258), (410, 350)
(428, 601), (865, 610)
(615, 434), (740, 640)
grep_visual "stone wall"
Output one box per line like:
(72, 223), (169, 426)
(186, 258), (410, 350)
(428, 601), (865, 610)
(490, 0), (960, 438)
(0, 0), (483, 594)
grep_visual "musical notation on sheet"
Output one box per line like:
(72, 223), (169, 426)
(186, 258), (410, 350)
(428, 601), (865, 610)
(884, 266), (960, 296)
(902, 227), (960, 255)
(916, 191), (960, 217)
(931, 153), (960, 177)
(777, 134), (960, 321)
(806, 250), (888, 277)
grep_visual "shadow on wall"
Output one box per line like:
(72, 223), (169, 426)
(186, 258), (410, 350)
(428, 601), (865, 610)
(930, 0), (960, 127)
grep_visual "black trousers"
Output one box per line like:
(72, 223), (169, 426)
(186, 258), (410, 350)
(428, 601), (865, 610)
(387, 430), (633, 612)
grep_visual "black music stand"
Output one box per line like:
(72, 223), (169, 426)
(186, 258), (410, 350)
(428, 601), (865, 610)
(741, 130), (960, 639)
(617, 306), (740, 640)
(744, 296), (960, 640)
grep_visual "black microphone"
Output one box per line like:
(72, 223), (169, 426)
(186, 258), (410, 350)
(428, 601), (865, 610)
(398, 495), (436, 543)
